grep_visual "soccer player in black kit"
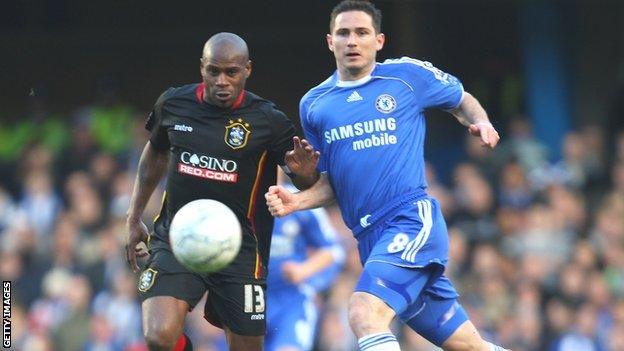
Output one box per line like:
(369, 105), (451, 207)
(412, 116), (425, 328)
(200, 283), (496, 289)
(126, 33), (319, 351)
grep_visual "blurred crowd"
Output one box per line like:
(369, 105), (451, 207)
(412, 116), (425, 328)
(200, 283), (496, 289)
(1, 99), (624, 351)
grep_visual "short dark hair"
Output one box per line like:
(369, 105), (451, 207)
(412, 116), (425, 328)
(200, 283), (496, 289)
(329, 0), (382, 33)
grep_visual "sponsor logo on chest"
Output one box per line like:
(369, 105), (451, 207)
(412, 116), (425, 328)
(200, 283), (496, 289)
(177, 151), (239, 183)
(323, 117), (398, 151)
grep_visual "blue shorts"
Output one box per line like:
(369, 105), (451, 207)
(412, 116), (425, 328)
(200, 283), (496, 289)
(354, 198), (466, 346)
(357, 198), (449, 268)
(266, 287), (318, 351)
(355, 262), (466, 346)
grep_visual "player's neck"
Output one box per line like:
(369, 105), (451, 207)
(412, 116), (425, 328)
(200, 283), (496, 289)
(337, 63), (375, 82)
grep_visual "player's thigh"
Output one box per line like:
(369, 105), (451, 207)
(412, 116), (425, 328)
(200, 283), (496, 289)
(441, 320), (489, 351)
(404, 295), (473, 348)
(204, 278), (267, 337)
(354, 260), (440, 318)
(266, 291), (317, 351)
(142, 296), (190, 341)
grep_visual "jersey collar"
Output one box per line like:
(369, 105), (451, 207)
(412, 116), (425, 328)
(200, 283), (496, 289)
(195, 82), (246, 110)
(336, 73), (372, 88)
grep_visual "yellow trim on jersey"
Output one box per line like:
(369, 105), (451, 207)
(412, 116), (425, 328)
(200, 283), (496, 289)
(247, 151), (268, 279)
(247, 152), (268, 218)
(254, 252), (262, 279)
(153, 190), (167, 222)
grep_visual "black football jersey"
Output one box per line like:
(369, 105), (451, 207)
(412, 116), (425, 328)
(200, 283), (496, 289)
(146, 83), (296, 280)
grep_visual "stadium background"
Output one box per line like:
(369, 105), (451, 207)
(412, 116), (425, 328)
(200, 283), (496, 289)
(1, 0), (623, 350)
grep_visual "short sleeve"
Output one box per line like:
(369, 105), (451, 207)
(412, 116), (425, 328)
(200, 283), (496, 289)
(145, 90), (171, 151)
(302, 209), (337, 248)
(390, 58), (464, 110)
(267, 108), (296, 166)
(415, 60), (463, 110)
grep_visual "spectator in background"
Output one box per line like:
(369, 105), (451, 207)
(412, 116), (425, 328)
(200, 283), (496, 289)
(502, 203), (573, 286)
(53, 275), (92, 351)
(64, 171), (106, 233)
(545, 184), (587, 235)
(551, 303), (606, 351)
(57, 113), (100, 181)
(19, 171), (61, 247)
(83, 222), (127, 293)
(92, 270), (143, 347)
(84, 314), (123, 351)
(497, 161), (534, 210)
(452, 163), (498, 243)
(89, 151), (119, 208)
(28, 268), (74, 334)
(609, 161), (624, 197)
(16, 145), (60, 245)
(265, 186), (345, 351)
(494, 117), (549, 173)
(540, 132), (587, 190)
(49, 215), (80, 269)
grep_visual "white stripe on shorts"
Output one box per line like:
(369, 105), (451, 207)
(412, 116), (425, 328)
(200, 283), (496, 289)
(400, 199), (432, 263)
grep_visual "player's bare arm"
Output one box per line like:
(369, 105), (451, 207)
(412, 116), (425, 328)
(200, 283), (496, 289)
(126, 141), (169, 272)
(281, 247), (337, 284)
(449, 91), (500, 149)
(285, 136), (321, 189)
(265, 173), (334, 217)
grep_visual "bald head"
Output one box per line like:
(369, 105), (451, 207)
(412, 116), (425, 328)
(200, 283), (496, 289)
(199, 32), (252, 108)
(202, 32), (249, 63)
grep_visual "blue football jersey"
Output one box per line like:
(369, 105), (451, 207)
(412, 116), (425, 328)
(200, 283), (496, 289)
(300, 57), (463, 233)
(267, 207), (344, 292)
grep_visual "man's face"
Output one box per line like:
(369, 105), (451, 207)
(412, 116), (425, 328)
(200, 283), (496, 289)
(327, 11), (384, 77)
(200, 54), (251, 108)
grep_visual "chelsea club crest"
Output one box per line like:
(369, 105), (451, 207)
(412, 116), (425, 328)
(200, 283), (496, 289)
(225, 118), (251, 149)
(375, 94), (397, 114)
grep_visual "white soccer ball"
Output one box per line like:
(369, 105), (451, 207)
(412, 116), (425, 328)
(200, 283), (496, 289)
(169, 199), (242, 273)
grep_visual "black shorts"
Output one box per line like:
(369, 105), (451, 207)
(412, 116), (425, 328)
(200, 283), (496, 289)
(138, 241), (266, 336)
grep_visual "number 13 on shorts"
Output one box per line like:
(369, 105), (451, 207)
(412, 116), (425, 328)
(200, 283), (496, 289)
(244, 284), (265, 313)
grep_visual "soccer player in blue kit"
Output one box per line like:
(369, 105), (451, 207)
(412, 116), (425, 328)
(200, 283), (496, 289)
(266, 1), (508, 351)
(266, 180), (344, 351)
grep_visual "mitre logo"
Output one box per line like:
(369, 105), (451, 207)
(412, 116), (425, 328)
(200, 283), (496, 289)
(174, 124), (193, 132)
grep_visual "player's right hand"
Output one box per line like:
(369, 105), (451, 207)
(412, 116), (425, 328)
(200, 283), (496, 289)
(265, 185), (296, 217)
(285, 136), (320, 181)
(468, 122), (500, 149)
(126, 220), (150, 273)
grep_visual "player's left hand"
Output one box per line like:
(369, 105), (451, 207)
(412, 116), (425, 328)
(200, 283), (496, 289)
(285, 136), (320, 180)
(281, 261), (310, 284)
(468, 122), (500, 149)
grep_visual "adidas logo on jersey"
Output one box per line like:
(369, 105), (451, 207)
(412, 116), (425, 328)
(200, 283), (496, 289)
(347, 91), (363, 102)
